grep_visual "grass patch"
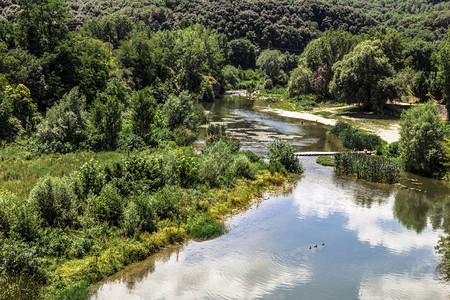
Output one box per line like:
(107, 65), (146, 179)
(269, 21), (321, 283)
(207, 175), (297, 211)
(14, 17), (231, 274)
(0, 151), (124, 198)
(316, 156), (335, 166)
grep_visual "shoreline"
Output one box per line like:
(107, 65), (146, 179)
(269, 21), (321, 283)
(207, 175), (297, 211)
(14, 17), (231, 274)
(260, 106), (400, 144)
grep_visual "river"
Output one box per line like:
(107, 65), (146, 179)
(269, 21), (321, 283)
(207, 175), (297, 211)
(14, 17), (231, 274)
(91, 96), (450, 299)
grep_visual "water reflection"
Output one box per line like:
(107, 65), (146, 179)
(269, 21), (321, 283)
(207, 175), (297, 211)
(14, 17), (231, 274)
(91, 96), (449, 299)
(200, 96), (341, 155)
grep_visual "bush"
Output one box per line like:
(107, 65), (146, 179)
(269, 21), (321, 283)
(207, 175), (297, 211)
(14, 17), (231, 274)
(268, 139), (303, 174)
(29, 176), (76, 227)
(268, 160), (287, 175)
(151, 186), (182, 221)
(233, 154), (255, 179)
(334, 152), (401, 183)
(121, 195), (156, 237)
(189, 214), (226, 240)
(331, 121), (382, 151)
(0, 192), (41, 241)
(77, 160), (105, 200)
(173, 126), (197, 146)
(200, 140), (235, 187)
(200, 80), (215, 102)
(36, 87), (88, 154)
(0, 239), (42, 279)
(90, 184), (123, 225)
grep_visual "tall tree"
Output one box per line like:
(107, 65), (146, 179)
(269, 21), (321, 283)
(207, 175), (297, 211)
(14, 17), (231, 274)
(432, 30), (450, 118)
(17, 0), (70, 56)
(329, 40), (396, 111)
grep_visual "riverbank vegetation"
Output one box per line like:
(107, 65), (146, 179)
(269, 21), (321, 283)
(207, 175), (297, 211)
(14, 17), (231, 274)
(0, 138), (298, 299)
(1, 0), (449, 293)
(316, 156), (334, 166)
(334, 152), (401, 184)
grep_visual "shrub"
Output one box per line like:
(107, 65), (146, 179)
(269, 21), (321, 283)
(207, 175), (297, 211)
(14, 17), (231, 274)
(0, 239), (42, 279)
(77, 160), (105, 200)
(268, 139), (303, 174)
(0, 192), (41, 241)
(200, 140), (235, 187)
(189, 214), (226, 240)
(233, 154), (255, 179)
(90, 184), (123, 225)
(151, 186), (182, 221)
(29, 176), (76, 227)
(331, 121), (382, 151)
(174, 147), (200, 187)
(200, 80), (215, 102)
(173, 126), (197, 146)
(121, 195), (156, 236)
(268, 160), (287, 175)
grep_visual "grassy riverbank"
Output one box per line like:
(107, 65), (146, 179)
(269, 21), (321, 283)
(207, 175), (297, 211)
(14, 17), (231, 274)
(0, 142), (297, 299)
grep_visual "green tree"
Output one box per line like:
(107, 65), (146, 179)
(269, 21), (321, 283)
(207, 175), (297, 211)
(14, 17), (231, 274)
(432, 30), (450, 117)
(0, 44), (47, 108)
(130, 87), (157, 144)
(0, 92), (14, 141)
(287, 66), (312, 97)
(330, 40), (397, 111)
(300, 28), (356, 72)
(117, 32), (164, 90)
(400, 102), (449, 178)
(228, 38), (256, 69)
(366, 27), (405, 69)
(42, 34), (110, 105)
(88, 94), (124, 150)
(17, 0), (70, 56)
(36, 87), (88, 153)
(256, 49), (284, 84)
(4, 84), (36, 131)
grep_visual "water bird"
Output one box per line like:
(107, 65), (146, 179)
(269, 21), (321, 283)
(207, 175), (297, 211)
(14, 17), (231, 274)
(321, 243), (325, 246)
(309, 246), (312, 249)
(314, 245), (318, 248)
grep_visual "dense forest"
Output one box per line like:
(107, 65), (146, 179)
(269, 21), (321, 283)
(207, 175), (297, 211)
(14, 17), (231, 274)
(0, 0), (449, 298)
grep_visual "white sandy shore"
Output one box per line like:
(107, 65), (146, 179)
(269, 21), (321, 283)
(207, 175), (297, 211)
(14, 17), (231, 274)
(260, 107), (400, 144)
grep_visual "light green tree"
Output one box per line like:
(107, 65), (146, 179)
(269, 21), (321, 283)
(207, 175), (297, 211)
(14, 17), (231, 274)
(287, 66), (312, 97)
(400, 102), (449, 178)
(256, 49), (284, 84)
(4, 84), (36, 131)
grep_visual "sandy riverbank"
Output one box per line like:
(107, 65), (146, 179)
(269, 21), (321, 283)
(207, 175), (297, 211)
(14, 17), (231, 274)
(260, 107), (400, 144)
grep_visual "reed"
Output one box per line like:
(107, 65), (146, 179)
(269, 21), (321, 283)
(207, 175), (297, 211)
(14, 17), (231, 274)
(334, 152), (401, 183)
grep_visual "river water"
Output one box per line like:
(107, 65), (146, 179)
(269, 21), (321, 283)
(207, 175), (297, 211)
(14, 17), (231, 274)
(91, 96), (449, 299)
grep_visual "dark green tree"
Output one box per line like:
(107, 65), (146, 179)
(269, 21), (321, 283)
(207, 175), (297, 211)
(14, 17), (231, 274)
(17, 0), (70, 56)
(130, 87), (157, 144)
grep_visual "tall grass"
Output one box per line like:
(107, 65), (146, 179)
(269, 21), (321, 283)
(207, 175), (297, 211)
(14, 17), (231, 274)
(0, 151), (124, 197)
(334, 152), (401, 183)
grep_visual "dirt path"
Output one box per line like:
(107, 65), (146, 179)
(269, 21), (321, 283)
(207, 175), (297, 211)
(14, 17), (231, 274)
(261, 106), (400, 144)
